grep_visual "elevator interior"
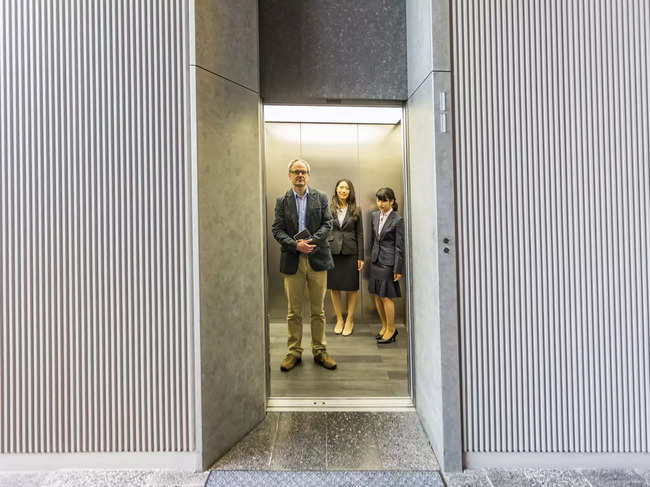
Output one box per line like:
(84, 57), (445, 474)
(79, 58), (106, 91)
(264, 108), (411, 399)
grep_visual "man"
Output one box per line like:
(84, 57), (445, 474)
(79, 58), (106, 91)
(272, 158), (337, 371)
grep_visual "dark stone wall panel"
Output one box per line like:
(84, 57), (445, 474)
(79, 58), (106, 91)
(195, 0), (260, 91)
(195, 67), (265, 468)
(260, 0), (407, 101)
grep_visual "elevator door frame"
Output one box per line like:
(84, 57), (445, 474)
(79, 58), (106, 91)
(261, 104), (416, 411)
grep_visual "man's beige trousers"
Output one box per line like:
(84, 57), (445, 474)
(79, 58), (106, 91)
(283, 254), (328, 357)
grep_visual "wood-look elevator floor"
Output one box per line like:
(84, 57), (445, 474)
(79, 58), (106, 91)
(269, 321), (409, 397)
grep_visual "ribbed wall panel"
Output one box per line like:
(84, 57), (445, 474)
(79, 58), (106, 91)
(453, 0), (650, 453)
(0, 1), (194, 453)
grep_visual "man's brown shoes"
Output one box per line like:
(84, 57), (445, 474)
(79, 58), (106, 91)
(314, 351), (337, 370)
(280, 354), (302, 371)
(281, 352), (337, 371)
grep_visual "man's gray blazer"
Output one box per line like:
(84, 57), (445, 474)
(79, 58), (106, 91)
(272, 188), (335, 274)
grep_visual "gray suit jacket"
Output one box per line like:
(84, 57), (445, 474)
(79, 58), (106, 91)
(271, 188), (335, 274)
(327, 207), (364, 260)
(368, 210), (404, 275)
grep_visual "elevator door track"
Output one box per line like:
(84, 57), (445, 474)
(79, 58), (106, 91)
(267, 397), (414, 412)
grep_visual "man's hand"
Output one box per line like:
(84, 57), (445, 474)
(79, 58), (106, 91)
(296, 238), (316, 254)
(393, 273), (403, 282)
(358, 260), (364, 271)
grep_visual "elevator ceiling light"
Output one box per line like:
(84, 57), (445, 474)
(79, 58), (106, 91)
(264, 105), (402, 124)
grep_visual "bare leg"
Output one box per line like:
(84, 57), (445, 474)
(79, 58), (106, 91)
(330, 290), (344, 334)
(374, 294), (387, 336)
(381, 297), (395, 339)
(342, 291), (359, 335)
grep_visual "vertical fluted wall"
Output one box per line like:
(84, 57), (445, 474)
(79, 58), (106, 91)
(453, 0), (650, 453)
(0, 0), (195, 454)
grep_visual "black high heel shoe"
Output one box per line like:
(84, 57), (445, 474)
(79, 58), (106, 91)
(377, 329), (398, 344)
(375, 332), (383, 340)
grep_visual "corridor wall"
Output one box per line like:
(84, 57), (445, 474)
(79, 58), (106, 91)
(405, 0), (462, 473)
(0, 0), (198, 469)
(191, 0), (266, 470)
(453, 0), (650, 467)
(0, 0), (266, 471)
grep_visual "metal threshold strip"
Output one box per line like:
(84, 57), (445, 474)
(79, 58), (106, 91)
(267, 396), (414, 412)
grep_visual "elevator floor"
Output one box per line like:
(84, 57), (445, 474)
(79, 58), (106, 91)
(269, 321), (408, 397)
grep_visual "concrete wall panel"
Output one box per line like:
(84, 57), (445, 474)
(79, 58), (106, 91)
(406, 0), (462, 473)
(260, 0), (407, 101)
(408, 76), (443, 444)
(406, 0), (433, 96)
(194, 68), (265, 467)
(194, 0), (259, 91)
(407, 72), (462, 472)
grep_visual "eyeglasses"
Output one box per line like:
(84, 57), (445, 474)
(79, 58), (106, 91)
(290, 170), (309, 175)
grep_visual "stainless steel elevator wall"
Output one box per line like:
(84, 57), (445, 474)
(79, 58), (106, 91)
(265, 122), (405, 324)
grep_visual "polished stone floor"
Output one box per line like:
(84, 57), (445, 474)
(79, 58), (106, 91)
(0, 470), (209, 487)
(4, 467), (650, 487)
(211, 411), (438, 471)
(269, 321), (409, 397)
(2, 462), (649, 486)
(206, 470), (444, 486)
(3, 413), (648, 486)
(444, 467), (650, 486)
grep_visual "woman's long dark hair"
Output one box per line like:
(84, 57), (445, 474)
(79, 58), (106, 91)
(330, 179), (360, 218)
(375, 187), (398, 211)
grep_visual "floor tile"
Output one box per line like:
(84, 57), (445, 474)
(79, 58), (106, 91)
(444, 469), (492, 487)
(211, 413), (279, 470)
(635, 469), (650, 485)
(326, 412), (383, 470)
(387, 370), (409, 380)
(144, 471), (210, 487)
(206, 470), (444, 486)
(371, 412), (438, 470)
(41, 470), (151, 487)
(270, 322), (408, 397)
(333, 354), (383, 363)
(523, 468), (592, 486)
(0, 472), (50, 487)
(270, 412), (327, 471)
(485, 469), (534, 486)
(581, 468), (647, 487)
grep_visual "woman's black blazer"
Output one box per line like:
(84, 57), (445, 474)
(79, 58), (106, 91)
(368, 210), (404, 275)
(327, 207), (364, 260)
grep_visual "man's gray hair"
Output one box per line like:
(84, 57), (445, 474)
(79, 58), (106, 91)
(288, 158), (311, 174)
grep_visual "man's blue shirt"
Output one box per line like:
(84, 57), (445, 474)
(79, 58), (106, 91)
(292, 187), (309, 233)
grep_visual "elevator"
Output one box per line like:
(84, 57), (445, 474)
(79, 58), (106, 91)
(263, 107), (412, 402)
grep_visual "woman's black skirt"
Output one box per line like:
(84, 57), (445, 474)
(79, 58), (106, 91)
(366, 262), (401, 298)
(327, 254), (359, 291)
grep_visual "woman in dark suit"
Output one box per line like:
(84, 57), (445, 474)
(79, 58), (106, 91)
(327, 179), (364, 336)
(367, 187), (404, 343)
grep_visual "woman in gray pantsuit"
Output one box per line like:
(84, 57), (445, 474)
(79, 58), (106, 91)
(327, 179), (364, 336)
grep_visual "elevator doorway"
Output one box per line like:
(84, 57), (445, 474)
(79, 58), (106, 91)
(263, 106), (412, 403)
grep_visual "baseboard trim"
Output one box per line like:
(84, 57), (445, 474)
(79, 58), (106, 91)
(464, 452), (650, 469)
(0, 452), (202, 472)
(267, 396), (414, 411)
